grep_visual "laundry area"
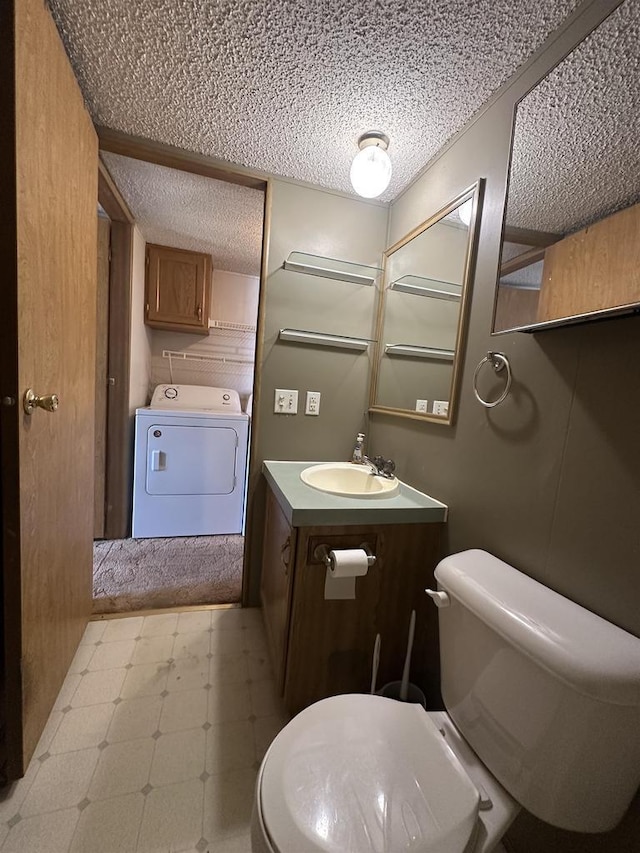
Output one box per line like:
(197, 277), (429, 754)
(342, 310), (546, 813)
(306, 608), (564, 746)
(92, 534), (244, 613)
(93, 154), (263, 615)
(132, 385), (250, 539)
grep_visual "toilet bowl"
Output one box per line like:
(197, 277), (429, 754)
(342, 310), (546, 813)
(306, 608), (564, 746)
(252, 695), (517, 853)
(252, 550), (640, 852)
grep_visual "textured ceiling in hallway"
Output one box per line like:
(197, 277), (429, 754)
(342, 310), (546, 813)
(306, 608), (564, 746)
(102, 153), (264, 276)
(50, 0), (579, 201)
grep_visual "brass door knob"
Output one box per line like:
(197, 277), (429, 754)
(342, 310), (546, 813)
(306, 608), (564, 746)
(23, 389), (59, 415)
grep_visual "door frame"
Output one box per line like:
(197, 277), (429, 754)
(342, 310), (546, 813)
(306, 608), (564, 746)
(0, 0), (20, 782)
(98, 159), (136, 539)
(96, 130), (270, 605)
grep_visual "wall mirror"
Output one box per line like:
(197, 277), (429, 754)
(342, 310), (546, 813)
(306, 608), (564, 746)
(493, 0), (640, 334)
(369, 180), (483, 425)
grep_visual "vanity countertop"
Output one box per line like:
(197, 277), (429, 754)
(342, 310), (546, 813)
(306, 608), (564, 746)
(263, 460), (448, 527)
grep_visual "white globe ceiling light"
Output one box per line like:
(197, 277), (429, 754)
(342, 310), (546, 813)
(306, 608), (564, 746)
(350, 131), (392, 199)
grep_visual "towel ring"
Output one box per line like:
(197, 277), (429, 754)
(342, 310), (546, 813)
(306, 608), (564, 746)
(473, 351), (512, 408)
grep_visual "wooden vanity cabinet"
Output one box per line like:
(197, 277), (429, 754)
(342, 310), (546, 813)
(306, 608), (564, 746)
(260, 488), (297, 690)
(261, 486), (443, 716)
(145, 243), (211, 334)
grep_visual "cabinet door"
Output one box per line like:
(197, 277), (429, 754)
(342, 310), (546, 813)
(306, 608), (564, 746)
(260, 490), (296, 690)
(145, 243), (210, 333)
(284, 529), (380, 715)
(282, 522), (443, 716)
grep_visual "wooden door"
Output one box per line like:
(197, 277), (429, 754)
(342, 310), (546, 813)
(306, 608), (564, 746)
(0, 0), (97, 780)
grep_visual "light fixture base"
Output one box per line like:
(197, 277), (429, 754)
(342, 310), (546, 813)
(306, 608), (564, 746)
(357, 131), (390, 151)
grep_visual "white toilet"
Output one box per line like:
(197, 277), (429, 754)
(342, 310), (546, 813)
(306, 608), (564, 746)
(252, 549), (640, 853)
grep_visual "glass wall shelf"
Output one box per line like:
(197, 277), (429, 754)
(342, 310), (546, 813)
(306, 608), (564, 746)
(279, 328), (371, 351)
(283, 251), (382, 286)
(385, 344), (455, 361)
(390, 274), (462, 301)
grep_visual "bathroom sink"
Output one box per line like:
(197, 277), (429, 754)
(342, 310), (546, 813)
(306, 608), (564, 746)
(300, 462), (399, 498)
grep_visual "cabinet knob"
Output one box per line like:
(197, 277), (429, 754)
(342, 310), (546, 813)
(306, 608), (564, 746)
(197, 305), (202, 321)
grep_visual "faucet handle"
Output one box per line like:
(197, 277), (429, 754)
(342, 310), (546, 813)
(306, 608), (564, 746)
(382, 458), (396, 476)
(373, 455), (386, 472)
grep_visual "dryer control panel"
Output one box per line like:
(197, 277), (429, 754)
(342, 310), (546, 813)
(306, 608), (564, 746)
(150, 384), (241, 413)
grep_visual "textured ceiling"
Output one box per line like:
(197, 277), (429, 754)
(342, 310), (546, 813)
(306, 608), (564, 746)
(506, 0), (640, 235)
(103, 153), (264, 275)
(49, 0), (579, 201)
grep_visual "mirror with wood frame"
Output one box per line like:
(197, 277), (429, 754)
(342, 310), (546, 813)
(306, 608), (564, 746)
(493, 0), (640, 334)
(369, 181), (483, 425)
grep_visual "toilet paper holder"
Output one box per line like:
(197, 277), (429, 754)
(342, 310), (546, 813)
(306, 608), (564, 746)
(313, 543), (376, 569)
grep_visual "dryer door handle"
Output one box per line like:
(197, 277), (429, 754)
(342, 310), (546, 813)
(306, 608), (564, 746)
(151, 450), (166, 471)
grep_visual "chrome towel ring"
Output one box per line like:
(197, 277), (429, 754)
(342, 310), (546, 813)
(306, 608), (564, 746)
(473, 351), (512, 408)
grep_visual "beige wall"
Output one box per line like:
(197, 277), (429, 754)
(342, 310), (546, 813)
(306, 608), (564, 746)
(210, 269), (259, 327)
(246, 179), (388, 601)
(149, 269), (259, 404)
(371, 1), (640, 850)
(128, 224), (152, 415)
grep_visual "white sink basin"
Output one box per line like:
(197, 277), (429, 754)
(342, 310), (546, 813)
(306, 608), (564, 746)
(300, 462), (399, 498)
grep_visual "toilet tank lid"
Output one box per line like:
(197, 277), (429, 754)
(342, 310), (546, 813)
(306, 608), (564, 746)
(435, 550), (640, 707)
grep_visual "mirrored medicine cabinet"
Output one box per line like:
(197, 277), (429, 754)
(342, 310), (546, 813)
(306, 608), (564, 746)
(493, 0), (640, 334)
(369, 180), (484, 425)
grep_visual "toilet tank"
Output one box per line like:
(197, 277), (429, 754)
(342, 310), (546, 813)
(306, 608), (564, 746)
(434, 550), (640, 833)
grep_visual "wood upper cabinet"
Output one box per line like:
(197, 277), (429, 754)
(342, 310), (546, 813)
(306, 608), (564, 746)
(145, 243), (211, 334)
(261, 485), (443, 716)
(538, 201), (640, 324)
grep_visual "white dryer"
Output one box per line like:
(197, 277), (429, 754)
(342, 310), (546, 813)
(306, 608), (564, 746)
(132, 384), (249, 538)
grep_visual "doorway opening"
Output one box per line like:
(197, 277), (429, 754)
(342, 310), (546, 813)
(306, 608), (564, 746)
(94, 138), (267, 615)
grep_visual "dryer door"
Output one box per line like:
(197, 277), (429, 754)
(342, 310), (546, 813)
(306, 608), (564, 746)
(145, 424), (238, 495)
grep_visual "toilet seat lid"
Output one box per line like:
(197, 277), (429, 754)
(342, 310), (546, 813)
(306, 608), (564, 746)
(260, 694), (479, 853)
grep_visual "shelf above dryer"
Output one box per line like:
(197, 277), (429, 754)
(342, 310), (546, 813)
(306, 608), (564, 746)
(283, 251), (382, 286)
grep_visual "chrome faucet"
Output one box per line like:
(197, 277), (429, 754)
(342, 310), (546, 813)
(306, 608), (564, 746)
(352, 435), (396, 479)
(368, 455), (396, 479)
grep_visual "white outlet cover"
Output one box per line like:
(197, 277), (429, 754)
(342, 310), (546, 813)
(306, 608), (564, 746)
(305, 390), (321, 415)
(415, 399), (428, 413)
(432, 400), (449, 416)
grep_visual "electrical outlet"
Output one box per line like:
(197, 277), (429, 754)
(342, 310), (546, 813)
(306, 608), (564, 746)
(305, 391), (321, 415)
(274, 389), (298, 414)
(415, 399), (428, 413)
(432, 400), (449, 416)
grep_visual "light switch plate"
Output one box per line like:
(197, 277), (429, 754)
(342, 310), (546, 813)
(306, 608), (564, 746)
(305, 391), (321, 415)
(274, 389), (298, 414)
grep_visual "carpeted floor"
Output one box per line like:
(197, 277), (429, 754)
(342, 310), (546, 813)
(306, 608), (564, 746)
(93, 535), (244, 614)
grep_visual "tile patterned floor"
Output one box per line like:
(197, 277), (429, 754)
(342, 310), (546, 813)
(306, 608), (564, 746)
(0, 608), (289, 853)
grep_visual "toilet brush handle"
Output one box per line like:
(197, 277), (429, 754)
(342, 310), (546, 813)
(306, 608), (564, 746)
(370, 633), (381, 695)
(400, 610), (415, 702)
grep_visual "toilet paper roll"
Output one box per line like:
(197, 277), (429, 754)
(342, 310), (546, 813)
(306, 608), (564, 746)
(324, 548), (369, 600)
